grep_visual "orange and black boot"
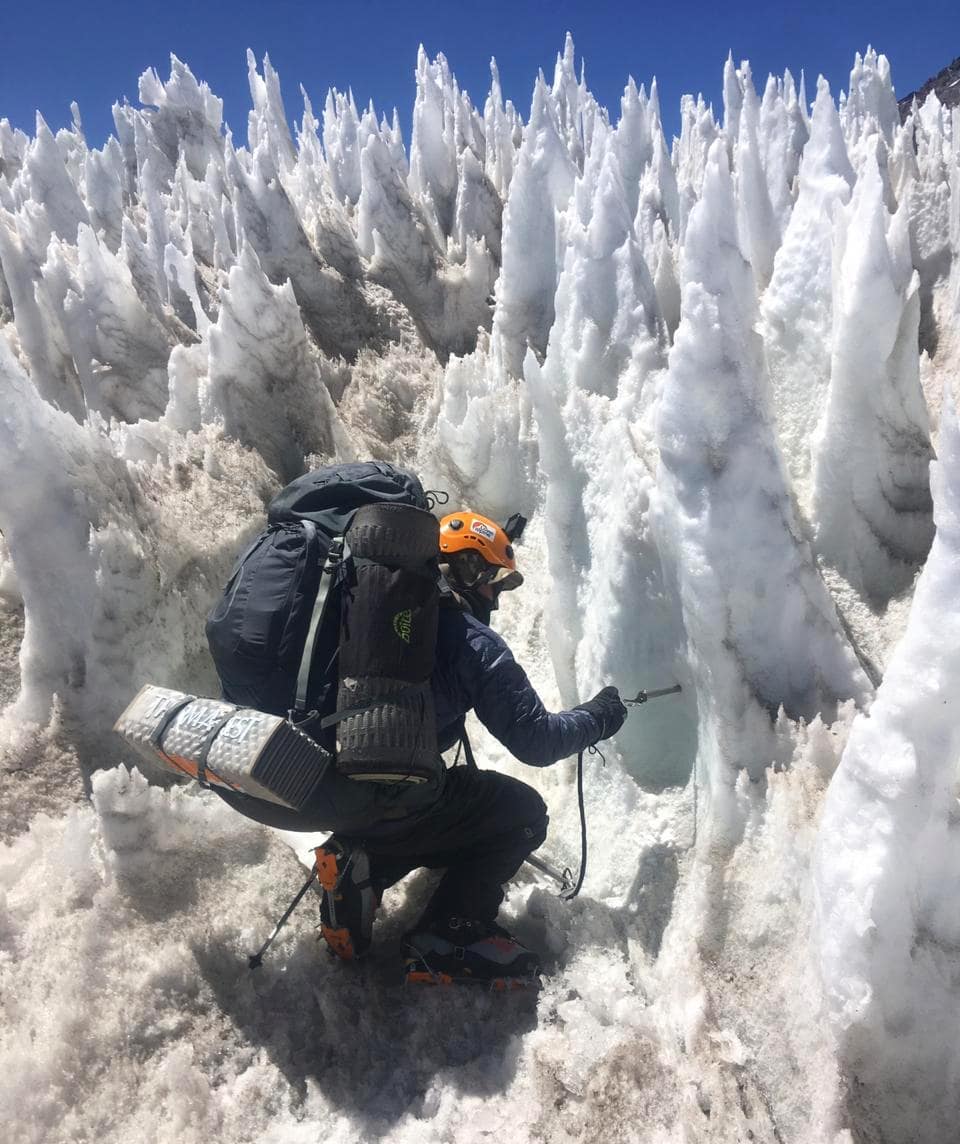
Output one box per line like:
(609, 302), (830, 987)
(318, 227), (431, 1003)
(403, 917), (540, 989)
(315, 840), (378, 960)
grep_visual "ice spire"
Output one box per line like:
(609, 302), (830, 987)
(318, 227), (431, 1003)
(409, 46), (460, 238)
(552, 32), (584, 170)
(636, 83), (681, 246)
(674, 93), (720, 242)
(483, 58), (518, 198)
(381, 107), (408, 176)
(0, 186), (88, 420)
(137, 56), (225, 182)
(19, 114), (91, 243)
(733, 62), (779, 289)
(358, 130), (492, 358)
(811, 140), (934, 601)
(246, 51), (296, 173)
(322, 88), (364, 205)
(83, 136), (126, 253)
(654, 139), (869, 832)
(758, 70), (808, 236)
(0, 117), (29, 184)
(63, 223), (174, 421)
(560, 145), (662, 398)
(289, 89), (363, 280)
(841, 47), (899, 147)
(899, 93), (954, 352)
(815, 383), (960, 1142)
(951, 106), (960, 318)
(523, 142), (676, 776)
(614, 77), (653, 220)
(0, 335), (99, 725)
(201, 243), (353, 482)
(722, 52), (744, 145)
(760, 77), (855, 514)
(452, 144), (501, 262)
(424, 325), (538, 523)
(225, 127), (381, 360)
(491, 73), (576, 376)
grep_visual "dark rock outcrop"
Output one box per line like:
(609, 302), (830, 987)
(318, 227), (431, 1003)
(898, 55), (960, 120)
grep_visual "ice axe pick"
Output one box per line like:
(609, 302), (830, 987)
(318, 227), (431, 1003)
(623, 683), (682, 707)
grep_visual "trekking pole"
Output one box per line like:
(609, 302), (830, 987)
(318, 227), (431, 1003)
(248, 867), (317, 969)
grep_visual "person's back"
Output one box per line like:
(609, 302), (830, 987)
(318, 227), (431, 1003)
(313, 508), (627, 986)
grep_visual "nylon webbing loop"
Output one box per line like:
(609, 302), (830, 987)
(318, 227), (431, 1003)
(194, 709), (237, 788)
(148, 694), (196, 749)
(318, 682), (423, 730)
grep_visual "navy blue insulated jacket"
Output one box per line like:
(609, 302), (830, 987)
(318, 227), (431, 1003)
(431, 608), (601, 765)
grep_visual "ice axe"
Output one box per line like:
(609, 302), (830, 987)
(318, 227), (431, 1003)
(525, 852), (577, 895)
(624, 683), (683, 707)
(527, 681), (682, 900)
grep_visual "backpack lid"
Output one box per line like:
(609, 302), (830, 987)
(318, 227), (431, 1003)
(267, 462), (431, 537)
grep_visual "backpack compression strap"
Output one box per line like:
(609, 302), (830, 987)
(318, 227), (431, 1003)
(294, 527), (346, 715)
(317, 682), (424, 731)
(193, 709), (238, 788)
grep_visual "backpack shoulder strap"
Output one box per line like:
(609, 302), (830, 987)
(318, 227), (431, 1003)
(293, 526), (346, 715)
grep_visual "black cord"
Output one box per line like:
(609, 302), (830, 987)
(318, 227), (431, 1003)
(562, 743), (605, 902)
(561, 751), (587, 900)
(425, 489), (450, 510)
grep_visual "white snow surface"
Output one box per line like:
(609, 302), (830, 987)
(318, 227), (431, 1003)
(1, 40), (958, 1144)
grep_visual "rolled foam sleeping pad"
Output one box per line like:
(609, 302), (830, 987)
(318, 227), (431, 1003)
(336, 503), (441, 783)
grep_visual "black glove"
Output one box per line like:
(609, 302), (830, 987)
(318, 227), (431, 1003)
(574, 686), (628, 742)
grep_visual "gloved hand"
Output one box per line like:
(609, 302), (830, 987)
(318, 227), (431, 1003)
(574, 686), (628, 742)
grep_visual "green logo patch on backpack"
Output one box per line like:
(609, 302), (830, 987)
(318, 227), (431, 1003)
(393, 609), (413, 643)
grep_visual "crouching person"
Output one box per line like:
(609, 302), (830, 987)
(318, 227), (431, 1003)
(207, 466), (625, 986)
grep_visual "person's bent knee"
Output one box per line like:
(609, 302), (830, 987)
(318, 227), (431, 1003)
(511, 780), (548, 829)
(518, 812), (549, 855)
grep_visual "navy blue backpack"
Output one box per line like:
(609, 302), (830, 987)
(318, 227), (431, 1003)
(206, 461), (442, 783)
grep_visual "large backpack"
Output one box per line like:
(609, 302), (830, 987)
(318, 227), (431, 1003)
(205, 461), (442, 784)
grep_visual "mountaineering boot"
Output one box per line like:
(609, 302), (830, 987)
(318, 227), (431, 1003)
(403, 917), (541, 989)
(315, 840), (378, 960)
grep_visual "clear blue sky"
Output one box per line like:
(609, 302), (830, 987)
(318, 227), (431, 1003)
(2, 0), (958, 150)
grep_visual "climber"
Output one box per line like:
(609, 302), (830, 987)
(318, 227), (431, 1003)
(317, 509), (627, 986)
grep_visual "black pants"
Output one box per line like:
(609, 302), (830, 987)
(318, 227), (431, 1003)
(340, 767), (548, 926)
(215, 765), (549, 926)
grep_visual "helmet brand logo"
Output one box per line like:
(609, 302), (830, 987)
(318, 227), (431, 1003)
(393, 609), (413, 643)
(470, 519), (497, 542)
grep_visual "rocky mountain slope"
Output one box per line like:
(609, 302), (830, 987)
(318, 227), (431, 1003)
(898, 54), (960, 118)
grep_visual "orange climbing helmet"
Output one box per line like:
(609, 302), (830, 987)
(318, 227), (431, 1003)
(439, 511), (524, 592)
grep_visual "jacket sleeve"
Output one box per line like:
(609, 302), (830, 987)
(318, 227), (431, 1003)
(454, 614), (602, 766)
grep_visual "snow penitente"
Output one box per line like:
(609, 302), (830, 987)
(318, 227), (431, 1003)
(2, 32), (958, 1144)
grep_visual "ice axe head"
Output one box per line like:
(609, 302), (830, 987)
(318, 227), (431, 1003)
(623, 683), (682, 707)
